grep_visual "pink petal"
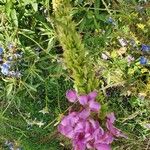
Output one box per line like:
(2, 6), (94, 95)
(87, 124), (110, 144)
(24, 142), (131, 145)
(107, 112), (116, 124)
(85, 121), (91, 133)
(89, 119), (100, 130)
(58, 124), (74, 139)
(74, 121), (85, 133)
(79, 109), (90, 119)
(85, 133), (92, 141)
(99, 132), (114, 144)
(61, 116), (69, 126)
(78, 95), (88, 105)
(106, 120), (127, 138)
(66, 130), (74, 139)
(95, 144), (111, 150)
(87, 143), (94, 149)
(93, 128), (105, 141)
(89, 100), (101, 112)
(69, 112), (79, 126)
(88, 91), (98, 100)
(66, 90), (77, 102)
(73, 142), (86, 150)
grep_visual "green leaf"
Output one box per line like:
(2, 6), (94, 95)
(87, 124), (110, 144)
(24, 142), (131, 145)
(5, 0), (13, 17)
(32, 3), (38, 12)
(6, 83), (13, 97)
(24, 83), (37, 92)
(0, 34), (4, 40)
(11, 9), (18, 27)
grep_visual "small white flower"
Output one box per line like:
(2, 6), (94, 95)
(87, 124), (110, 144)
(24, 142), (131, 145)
(138, 93), (146, 100)
(36, 121), (45, 128)
(101, 53), (108, 60)
(39, 107), (49, 114)
(118, 38), (127, 47)
(126, 55), (135, 63)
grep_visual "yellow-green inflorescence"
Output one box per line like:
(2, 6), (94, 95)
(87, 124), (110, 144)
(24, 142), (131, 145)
(52, 0), (99, 94)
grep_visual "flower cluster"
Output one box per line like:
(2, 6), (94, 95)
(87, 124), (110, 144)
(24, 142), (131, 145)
(140, 44), (150, 65)
(0, 45), (22, 78)
(4, 140), (23, 150)
(58, 90), (126, 150)
(142, 44), (150, 52)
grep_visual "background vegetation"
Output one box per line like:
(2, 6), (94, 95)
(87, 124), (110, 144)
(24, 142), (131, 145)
(0, 0), (150, 149)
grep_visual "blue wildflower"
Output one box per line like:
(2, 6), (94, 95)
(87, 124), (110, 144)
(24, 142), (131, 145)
(1, 62), (10, 75)
(4, 141), (14, 150)
(107, 17), (116, 25)
(141, 44), (150, 52)
(140, 56), (148, 65)
(108, 17), (114, 23)
(0, 47), (3, 55)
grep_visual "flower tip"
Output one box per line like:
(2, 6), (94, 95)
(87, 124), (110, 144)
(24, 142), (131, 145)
(66, 89), (77, 103)
(78, 95), (88, 105)
(0, 47), (3, 55)
(88, 91), (98, 99)
(140, 56), (148, 65)
(141, 44), (150, 52)
(95, 143), (111, 150)
(107, 112), (116, 123)
(89, 101), (101, 112)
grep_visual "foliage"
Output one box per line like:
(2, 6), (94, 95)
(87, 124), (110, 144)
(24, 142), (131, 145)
(0, 0), (150, 150)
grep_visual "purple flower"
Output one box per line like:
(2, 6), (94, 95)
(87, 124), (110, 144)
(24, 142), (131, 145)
(1, 62), (10, 75)
(78, 109), (90, 120)
(58, 112), (79, 138)
(107, 113), (116, 124)
(141, 44), (150, 52)
(78, 91), (100, 112)
(66, 90), (77, 102)
(95, 143), (111, 150)
(73, 136), (86, 150)
(59, 90), (126, 150)
(88, 91), (98, 100)
(98, 132), (114, 144)
(106, 113), (127, 138)
(140, 56), (148, 65)
(89, 100), (101, 112)
(0, 47), (3, 55)
(78, 95), (88, 105)
(126, 55), (135, 63)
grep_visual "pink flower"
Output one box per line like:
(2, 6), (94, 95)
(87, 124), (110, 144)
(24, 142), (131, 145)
(59, 90), (126, 150)
(106, 113), (127, 138)
(58, 112), (79, 138)
(78, 95), (88, 105)
(78, 91), (100, 112)
(95, 143), (111, 150)
(88, 91), (98, 100)
(78, 109), (90, 120)
(66, 90), (77, 102)
(98, 132), (114, 144)
(107, 113), (116, 124)
(89, 100), (101, 112)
